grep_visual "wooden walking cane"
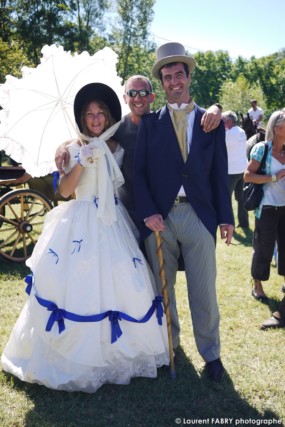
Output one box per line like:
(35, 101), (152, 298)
(154, 231), (176, 378)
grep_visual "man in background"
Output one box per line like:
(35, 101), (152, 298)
(223, 110), (249, 229)
(248, 99), (263, 127)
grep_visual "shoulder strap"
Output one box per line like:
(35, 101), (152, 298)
(259, 142), (268, 172)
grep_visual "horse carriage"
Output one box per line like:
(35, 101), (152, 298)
(0, 160), (64, 263)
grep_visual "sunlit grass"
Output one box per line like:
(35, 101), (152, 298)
(0, 208), (284, 427)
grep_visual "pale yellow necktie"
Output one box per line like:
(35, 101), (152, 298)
(168, 101), (195, 162)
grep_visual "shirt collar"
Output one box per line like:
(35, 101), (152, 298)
(168, 102), (190, 110)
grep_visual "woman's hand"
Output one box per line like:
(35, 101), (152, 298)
(55, 141), (72, 174)
(77, 142), (104, 167)
(276, 169), (285, 181)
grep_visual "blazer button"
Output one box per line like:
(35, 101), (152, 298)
(182, 173), (188, 178)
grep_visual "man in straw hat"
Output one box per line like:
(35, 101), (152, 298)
(133, 42), (234, 381)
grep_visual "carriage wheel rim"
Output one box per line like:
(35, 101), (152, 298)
(0, 188), (52, 263)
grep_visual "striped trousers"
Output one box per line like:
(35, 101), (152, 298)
(144, 202), (220, 362)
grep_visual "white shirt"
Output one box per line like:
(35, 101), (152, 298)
(263, 156), (285, 206)
(225, 126), (248, 174)
(248, 106), (263, 125)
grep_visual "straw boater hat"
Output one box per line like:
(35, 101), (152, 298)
(74, 83), (122, 132)
(152, 42), (196, 80)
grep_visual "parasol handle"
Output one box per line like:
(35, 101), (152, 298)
(155, 231), (176, 379)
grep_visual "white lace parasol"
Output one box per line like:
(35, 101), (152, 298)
(0, 45), (129, 177)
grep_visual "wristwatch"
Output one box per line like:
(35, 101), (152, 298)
(272, 174), (278, 182)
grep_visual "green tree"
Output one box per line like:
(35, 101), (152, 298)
(69, 0), (109, 52)
(13, 0), (74, 64)
(8, 0), (111, 63)
(231, 56), (250, 81)
(248, 53), (285, 112)
(230, 52), (285, 113)
(0, 38), (31, 83)
(0, 0), (15, 42)
(0, 1), (32, 82)
(190, 50), (233, 107)
(111, 0), (156, 83)
(219, 75), (266, 121)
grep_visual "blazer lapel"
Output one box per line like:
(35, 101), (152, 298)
(184, 108), (204, 165)
(158, 106), (184, 161)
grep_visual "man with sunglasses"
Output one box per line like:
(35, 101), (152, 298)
(114, 75), (155, 225)
(55, 74), (222, 228)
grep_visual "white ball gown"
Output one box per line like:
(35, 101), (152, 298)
(1, 136), (169, 393)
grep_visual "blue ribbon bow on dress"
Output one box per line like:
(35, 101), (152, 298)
(25, 275), (164, 343)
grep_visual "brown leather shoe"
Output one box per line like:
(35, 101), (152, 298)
(261, 316), (285, 330)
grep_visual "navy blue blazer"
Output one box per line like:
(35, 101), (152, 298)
(133, 104), (234, 241)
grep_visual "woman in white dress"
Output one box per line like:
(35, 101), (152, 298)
(1, 83), (169, 393)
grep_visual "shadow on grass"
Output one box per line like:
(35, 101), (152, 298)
(0, 257), (29, 278)
(263, 296), (284, 316)
(2, 346), (284, 427)
(233, 226), (253, 247)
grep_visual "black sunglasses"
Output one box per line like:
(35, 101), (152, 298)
(126, 89), (151, 98)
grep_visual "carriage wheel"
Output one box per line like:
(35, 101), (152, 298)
(0, 189), (53, 263)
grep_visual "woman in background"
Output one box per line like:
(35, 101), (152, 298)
(244, 110), (285, 302)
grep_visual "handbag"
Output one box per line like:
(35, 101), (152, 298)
(242, 142), (268, 211)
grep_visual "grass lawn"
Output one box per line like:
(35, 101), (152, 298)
(0, 207), (284, 427)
